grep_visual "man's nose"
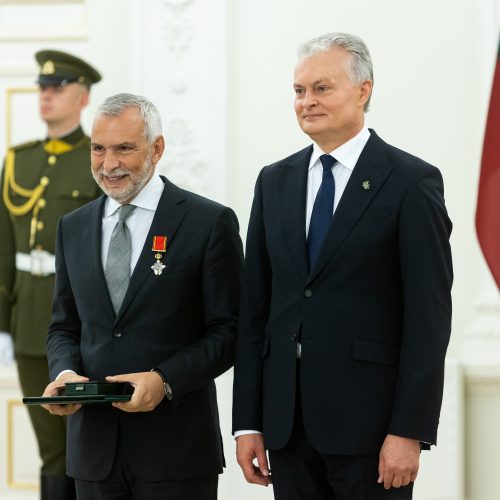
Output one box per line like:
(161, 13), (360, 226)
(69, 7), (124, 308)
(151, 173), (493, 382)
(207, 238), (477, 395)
(102, 152), (119, 171)
(302, 91), (317, 108)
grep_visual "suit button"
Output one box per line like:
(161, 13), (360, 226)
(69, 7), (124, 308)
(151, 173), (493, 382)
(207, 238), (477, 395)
(112, 331), (122, 338)
(304, 289), (313, 298)
(291, 333), (298, 342)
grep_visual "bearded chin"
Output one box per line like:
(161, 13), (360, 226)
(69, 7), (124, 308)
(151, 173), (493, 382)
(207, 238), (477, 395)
(93, 156), (155, 203)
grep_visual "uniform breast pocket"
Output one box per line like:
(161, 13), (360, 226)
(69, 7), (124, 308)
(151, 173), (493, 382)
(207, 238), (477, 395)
(57, 186), (97, 211)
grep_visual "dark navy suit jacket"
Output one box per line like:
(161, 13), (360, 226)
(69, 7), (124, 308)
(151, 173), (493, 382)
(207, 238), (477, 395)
(47, 176), (243, 481)
(233, 130), (453, 454)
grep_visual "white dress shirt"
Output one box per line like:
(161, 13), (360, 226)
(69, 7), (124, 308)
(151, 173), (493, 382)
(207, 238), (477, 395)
(56, 173), (164, 380)
(305, 126), (370, 237)
(102, 174), (164, 273)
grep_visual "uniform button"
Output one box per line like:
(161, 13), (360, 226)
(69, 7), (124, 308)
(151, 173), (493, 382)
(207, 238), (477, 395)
(40, 176), (50, 186)
(304, 289), (313, 298)
(291, 333), (298, 342)
(35, 244), (43, 250)
(38, 198), (46, 208)
(48, 155), (57, 166)
(36, 221), (44, 231)
(72, 190), (80, 198)
(112, 332), (122, 338)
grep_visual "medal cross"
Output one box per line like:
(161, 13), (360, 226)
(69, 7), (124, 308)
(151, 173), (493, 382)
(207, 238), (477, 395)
(151, 260), (166, 276)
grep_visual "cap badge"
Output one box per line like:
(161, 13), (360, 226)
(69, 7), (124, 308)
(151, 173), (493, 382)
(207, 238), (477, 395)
(41, 60), (55, 75)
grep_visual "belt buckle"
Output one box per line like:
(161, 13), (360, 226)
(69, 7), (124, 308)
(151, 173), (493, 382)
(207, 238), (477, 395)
(30, 250), (46, 277)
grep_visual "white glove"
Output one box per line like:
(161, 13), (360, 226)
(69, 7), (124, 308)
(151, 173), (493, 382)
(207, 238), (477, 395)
(0, 332), (14, 366)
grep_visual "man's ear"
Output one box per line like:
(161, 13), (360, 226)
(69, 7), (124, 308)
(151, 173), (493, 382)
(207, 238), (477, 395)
(80, 89), (90, 110)
(151, 135), (165, 165)
(359, 80), (373, 108)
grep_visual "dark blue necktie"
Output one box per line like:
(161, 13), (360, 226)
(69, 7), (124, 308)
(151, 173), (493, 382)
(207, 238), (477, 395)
(307, 154), (336, 269)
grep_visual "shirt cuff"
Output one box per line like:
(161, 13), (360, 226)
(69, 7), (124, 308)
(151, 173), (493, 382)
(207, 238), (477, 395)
(234, 430), (263, 439)
(55, 369), (76, 380)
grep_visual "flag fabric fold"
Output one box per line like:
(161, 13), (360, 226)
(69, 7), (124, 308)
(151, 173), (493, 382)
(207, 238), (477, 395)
(476, 37), (500, 290)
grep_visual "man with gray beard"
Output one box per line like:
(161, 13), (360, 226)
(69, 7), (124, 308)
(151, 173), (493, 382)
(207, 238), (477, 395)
(41, 93), (243, 500)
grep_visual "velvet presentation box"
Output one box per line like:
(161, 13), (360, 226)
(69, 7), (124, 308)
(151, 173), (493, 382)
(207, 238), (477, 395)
(23, 382), (134, 405)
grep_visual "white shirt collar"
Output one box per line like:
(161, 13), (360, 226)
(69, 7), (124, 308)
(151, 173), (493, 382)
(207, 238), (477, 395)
(309, 126), (371, 171)
(104, 173), (164, 217)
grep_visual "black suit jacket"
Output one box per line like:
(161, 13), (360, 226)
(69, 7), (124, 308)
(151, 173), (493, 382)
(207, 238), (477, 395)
(232, 130), (453, 455)
(47, 176), (243, 481)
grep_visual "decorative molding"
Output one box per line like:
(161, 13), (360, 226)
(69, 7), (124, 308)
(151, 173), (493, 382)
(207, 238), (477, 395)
(465, 289), (500, 339)
(7, 399), (38, 490)
(5, 86), (38, 148)
(0, 0), (87, 41)
(0, 65), (36, 77)
(161, 117), (209, 195)
(161, 0), (195, 59)
(0, 33), (87, 42)
(162, 12), (194, 60)
(162, 0), (194, 7)
(472, 289), (500, 312)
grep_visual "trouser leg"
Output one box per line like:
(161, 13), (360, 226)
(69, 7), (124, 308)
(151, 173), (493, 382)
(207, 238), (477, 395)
(16, 354), (75, 499)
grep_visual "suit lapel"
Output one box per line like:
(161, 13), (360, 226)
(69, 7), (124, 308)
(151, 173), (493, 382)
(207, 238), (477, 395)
(307, 131), (393, 284)
(115, 177), (187, 322)
(84, 195), (115, 317)
(279, 146), (312, 282)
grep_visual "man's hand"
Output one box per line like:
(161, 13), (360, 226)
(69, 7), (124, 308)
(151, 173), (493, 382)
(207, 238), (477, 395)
(378, 434), (420, 489)
(236, 433), (271, 487)
(0, 332), (14, 366)
(41, 372), (89, 416)
(107, 372), (164, 412)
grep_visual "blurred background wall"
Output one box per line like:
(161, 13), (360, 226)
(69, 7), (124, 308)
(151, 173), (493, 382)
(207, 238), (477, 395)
(0, 0), (499, 499)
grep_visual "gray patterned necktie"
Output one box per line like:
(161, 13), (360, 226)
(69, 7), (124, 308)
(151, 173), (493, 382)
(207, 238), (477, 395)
(105, 204), (136, 314)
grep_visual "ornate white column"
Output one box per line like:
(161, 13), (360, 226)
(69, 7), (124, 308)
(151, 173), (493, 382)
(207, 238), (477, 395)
(129, 0), (229, 202)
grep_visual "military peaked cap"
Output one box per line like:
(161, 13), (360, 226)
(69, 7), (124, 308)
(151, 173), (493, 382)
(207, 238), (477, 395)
(35, 49), (102, 88)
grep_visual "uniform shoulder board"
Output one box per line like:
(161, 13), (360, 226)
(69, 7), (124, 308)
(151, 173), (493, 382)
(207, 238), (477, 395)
(10, 139), (42, 152)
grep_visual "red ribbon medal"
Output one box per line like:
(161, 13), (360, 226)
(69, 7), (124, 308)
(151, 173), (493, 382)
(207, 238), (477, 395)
(151, 236), (167, 275)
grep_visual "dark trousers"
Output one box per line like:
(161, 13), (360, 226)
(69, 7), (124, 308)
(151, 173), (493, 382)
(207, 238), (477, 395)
(74, 434), (218, 500)
(17, 354), (68, 475)
(268, 364), (413, 500)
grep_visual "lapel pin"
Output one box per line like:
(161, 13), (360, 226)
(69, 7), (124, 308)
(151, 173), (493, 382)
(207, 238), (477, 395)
(362, 180), (370, 190)
(151, 235), (168, 276)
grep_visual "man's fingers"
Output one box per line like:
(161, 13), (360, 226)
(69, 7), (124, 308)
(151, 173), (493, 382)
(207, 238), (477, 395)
(383, 470), (395, 489)
(256, 447), (270, 477)
(236, 434), (271, 487)
(42, 403), (82, 416)
(378, 434), (420, 489)
(391, 473), (403, 489)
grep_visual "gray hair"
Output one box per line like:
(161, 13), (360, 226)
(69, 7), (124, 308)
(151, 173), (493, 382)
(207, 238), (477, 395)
(298, 32), (373, 111)
(95, 93), (162, 144)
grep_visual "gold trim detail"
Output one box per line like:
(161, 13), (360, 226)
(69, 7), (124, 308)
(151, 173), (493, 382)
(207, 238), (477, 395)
(2, 149), (47, 219)
(7, 399), (39, 490)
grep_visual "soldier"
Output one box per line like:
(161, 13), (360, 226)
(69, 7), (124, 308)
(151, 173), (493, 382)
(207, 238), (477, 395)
(0, 50), (102, 500)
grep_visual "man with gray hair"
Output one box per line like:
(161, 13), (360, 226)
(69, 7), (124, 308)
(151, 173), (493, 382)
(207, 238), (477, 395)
(232, 33), (452, 499)
(41, 93), (243, 499)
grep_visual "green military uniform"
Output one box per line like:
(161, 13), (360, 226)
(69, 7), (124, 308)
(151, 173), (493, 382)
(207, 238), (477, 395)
(0, 50), (102, 500)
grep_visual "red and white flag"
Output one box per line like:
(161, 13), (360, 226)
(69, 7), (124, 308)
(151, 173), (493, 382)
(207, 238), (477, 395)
(476, 37), (500, 290)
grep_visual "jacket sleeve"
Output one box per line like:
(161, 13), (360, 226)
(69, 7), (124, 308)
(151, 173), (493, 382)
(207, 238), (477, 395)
(46, 216), (84, 380)
(0, 164), (15, 334)
(232, 168), (272, 433)
(156, 206), (243, 400)
(389, 166), (453, 444)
